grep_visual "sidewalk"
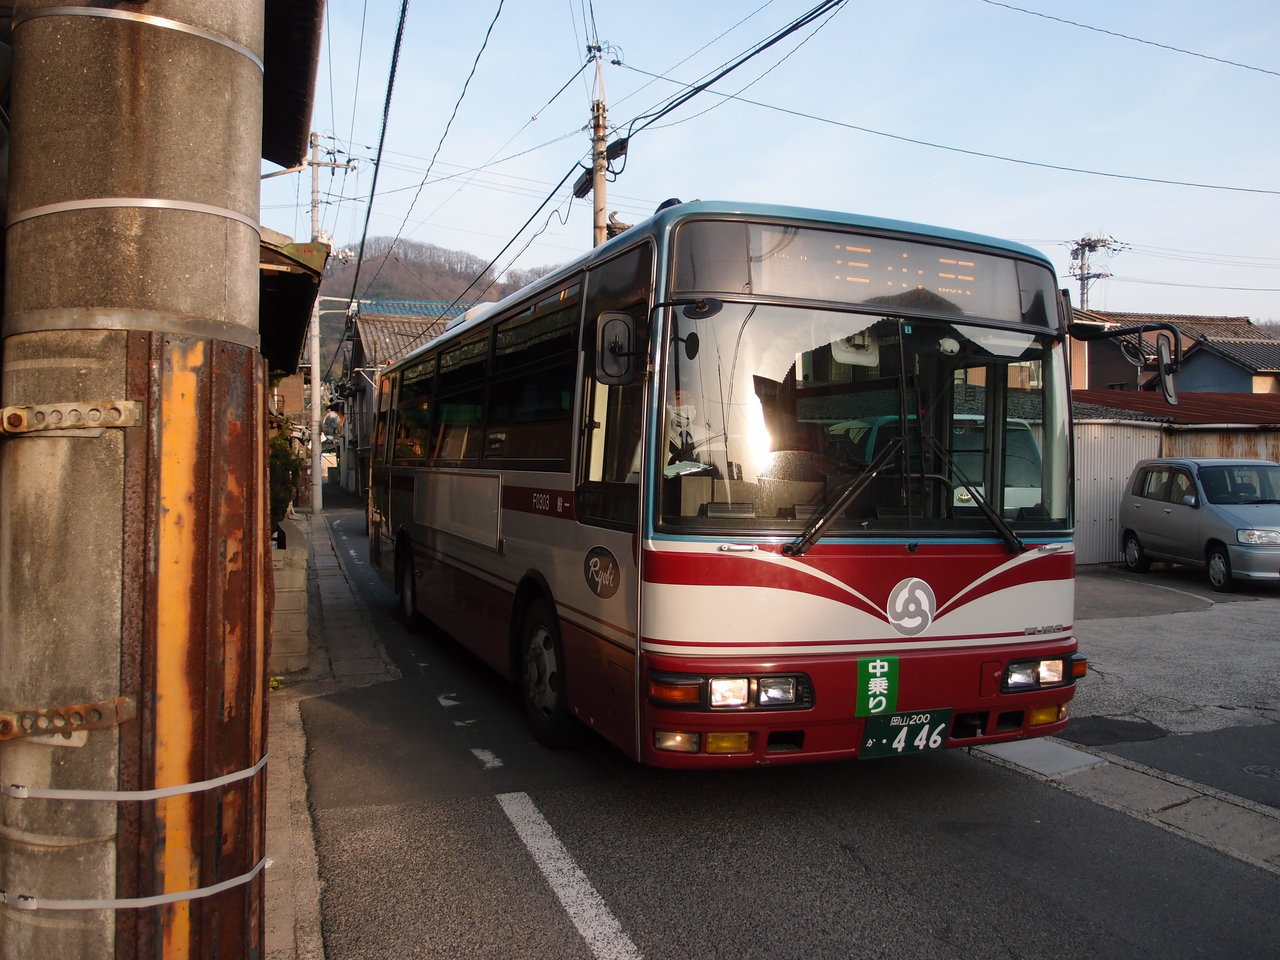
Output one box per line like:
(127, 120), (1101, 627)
(265, 508), (400, 960)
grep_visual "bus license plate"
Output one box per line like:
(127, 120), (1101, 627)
(860, 710), (953, 759)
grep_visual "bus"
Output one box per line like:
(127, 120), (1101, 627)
(368, 200), (1089, 768)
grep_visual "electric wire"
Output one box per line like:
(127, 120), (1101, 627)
(393, 163), (583, 356)
(1110, 276), (1280, 293)
(977, 0), (1280, 79)
(614, 61), (1280, 197)
(407, 59), (592, 241)
(609, 0), (779, 113)
(360, 0), (507, 299)
(645, 0), (844, 133)
(346, 0), (370, 159)
(338, 0), (411, 372)
(620, 0), (845, 141)
(380, 1), (848, 362)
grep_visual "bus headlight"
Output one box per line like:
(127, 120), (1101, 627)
(758, 677), (798, 705)
(710, 677), (750, 707)
(1004, 658), (1066, 691)
(648, 671), (813, 710)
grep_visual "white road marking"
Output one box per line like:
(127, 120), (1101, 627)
(497, 792), (643, 960)
(437, 694), (461, 708)
(470, 748), (504, 770)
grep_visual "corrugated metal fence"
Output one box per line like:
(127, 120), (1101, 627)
(1073, 422), (1162, 565)
(1072, 421), (1280, 565)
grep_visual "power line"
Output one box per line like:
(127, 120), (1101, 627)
(1124, 243), (1280, 269)
(406, 59), (592, 241)
(613, 62), (1280, 197)
(1110, 275), (1280, 293)
(346, 0), (371, 156)
(394, 163), (582, 356)
(646, 1), (844, 134)
(609, 0), (780, 113)
(976, 0), (1280, 79)
(361, 0), (508, 297)
(621, 0), (845, 141)
(344, 0), (411, 309)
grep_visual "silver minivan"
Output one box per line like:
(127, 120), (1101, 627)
(1118, 458), (1280, 591)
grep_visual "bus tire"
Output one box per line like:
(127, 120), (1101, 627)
(397, 546), (422, 629)
(520, 599), (573, 748)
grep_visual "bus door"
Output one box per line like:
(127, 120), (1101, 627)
(568, 242), (653, 755)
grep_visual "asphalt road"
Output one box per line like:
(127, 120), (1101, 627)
(302, 507), (1279, 960)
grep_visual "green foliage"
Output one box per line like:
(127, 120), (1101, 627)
(269, 423), (305, 528)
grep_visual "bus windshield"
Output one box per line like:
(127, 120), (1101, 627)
(658, 304), (1071, 537)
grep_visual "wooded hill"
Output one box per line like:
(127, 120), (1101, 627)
(316, 237), (561, 370)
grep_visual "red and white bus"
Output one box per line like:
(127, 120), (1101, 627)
(369, 200), (1091, 768)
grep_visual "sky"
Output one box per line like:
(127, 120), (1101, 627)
(259, 0), (1280, 323)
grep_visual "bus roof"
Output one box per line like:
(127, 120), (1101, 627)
(385, 200), (1055, 372)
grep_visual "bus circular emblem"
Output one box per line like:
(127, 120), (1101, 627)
(584, 547), (620, 599)
(887, 577), (935, 636)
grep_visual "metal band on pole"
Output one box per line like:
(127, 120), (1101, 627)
(7, 197), (261, 234)
(3, 308), (262, 350)
(2, 754), (268, 802)
(1, 858), (268, 912)
(11, 6), (264, 72)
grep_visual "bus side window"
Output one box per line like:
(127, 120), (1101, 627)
(486, 289), (580, 465)
(373, 374), (394, 464)
(434, 333), (487, 461)
(577, 242), (654, 528)
(394, 355), (435, 462)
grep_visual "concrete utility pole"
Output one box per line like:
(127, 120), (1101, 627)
(1070, 233), (1123, 310)
(1, 2), (269, 957)
(309, 134), (325, 513)
(305, 133), (356, 514)
(591, 74), (608, 247)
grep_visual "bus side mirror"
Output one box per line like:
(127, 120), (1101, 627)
(1156, 333), (1178, 405)
(596, 312), (639, 386)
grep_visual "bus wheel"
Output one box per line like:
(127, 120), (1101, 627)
(398, 550), (421, 628)
(521, 599), (573, 748)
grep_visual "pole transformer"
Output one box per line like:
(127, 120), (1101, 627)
(1, 2), (269, 957)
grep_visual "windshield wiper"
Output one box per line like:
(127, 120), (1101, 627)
(783, 437), (905, 557)
(919, 431), (1025, 554)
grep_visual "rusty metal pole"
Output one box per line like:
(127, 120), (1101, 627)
(0, 2), (268, 958)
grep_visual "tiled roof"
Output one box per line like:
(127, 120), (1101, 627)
(356, 299), (480, 319)
(1072, 309), (1280, 373)
(353, 315), (448, 366)
(1079, 311), (1259, 341)
(1072, 390), (1280, 425)
(1194, 337), (1280, 374)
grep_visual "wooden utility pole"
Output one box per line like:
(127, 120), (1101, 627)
(0, 2), (269, 957)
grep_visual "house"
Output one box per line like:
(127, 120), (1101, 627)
(336, 300), (483, 497)
(1071, 309), (1280, 394)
